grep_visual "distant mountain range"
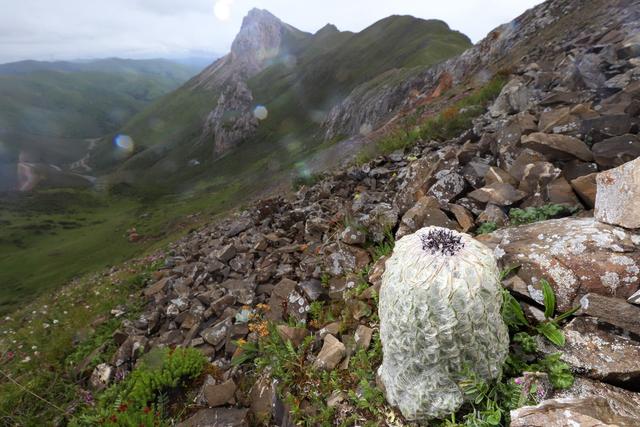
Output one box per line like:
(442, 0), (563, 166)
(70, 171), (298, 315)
(0, 10), (471, 193)
(85, 9), (471, 191)
(0, 57), (210, 190)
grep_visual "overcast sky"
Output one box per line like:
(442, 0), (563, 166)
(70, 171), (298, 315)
(0, 0), (544, 64)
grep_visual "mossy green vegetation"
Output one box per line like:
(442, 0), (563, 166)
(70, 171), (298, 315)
(70, 347), (207, 426)
(508, 204), (578, 226)
(0, 265), (155, 424)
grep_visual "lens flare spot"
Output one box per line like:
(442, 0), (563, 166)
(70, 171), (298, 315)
(253, 105), (268, 121)
(114, 134), (134, 154)
(214, 0), (234, 21)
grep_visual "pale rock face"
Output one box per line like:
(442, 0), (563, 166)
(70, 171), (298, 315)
(378, 226), (508, 421)
(510, 397), (638, 426)
(595, 157), (640, 229)
(198, 9), (288, 156)
(478, 217), (640, 311)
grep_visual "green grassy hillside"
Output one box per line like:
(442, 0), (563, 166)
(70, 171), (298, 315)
(0, 58), (206, 190)
(104, 16), (471, 189)
(249, 16), (471, 139)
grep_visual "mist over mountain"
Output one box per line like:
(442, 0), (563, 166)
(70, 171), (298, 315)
(0, 58), (208, 190)
(88, 9), (471, 190)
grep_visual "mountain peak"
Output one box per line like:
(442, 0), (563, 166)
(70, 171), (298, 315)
(316, 23), (339, 36)
(230, 8), (287, 75)
(243, 8), (279, 24)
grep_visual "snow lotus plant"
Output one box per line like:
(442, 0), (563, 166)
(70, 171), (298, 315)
(378, 226), (509, 421)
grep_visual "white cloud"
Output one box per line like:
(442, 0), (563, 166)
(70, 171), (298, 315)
(0, 0), (544, 63)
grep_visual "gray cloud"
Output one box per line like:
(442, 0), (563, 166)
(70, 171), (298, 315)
(0, 0), (544, 63)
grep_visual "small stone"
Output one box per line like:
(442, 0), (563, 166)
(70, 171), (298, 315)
(595, 157), (640, 229)
(314, 334), (345, 370)
(204, 379), (237, 407)
(249, 376), (274, 424)
(201, 318), (232, 346)
(267, 278), (297, 322)
(427, 171), (466, 205)
(477, 204), (508, 226)
(276, 325), (309, 346)
(177, 408), (249, 427)
(298, 279), (326, 302)
(570, 173), (597, 208)
(397, 196), (458, 238)
(144, 277), (170, 297)
(484, 166), (516, 186)
(211, 294), (236, 316)
(215, 244), (237, 263)
(354, 325), (373, 350)
(327, 390), (347, 408)
(468, 183), (527, 206)
(629, 289), (640, 305)
(89, 363), (113, 391)
(340, 225), (366, 246)
(448, 204), (475, 232)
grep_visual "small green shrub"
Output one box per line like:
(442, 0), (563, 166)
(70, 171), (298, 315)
(70, 347), (207, 426)
(476, 222), (498, 235)
(509, 204), (577, 226)
(371, 228), (395, 261)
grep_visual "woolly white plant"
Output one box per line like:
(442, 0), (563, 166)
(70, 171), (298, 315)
(378, 226), (509, 421)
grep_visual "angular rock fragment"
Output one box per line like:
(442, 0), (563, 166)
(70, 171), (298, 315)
(592, 134), (640, 168)
(570, 173), (597, 208)
(177, 408), (249, 427)
(522, 132), (593, 161)
(204, 379), (237, 407)
(468, 183), (527, 206)
(397, 196), (458, 238)
(510, 397), (638, 427)
(314, 334), (345, 370)
(595, 157), (640, 228)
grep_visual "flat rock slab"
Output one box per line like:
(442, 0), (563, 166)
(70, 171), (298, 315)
(578, 293), (640, 336)
(538, 317), (640, 384)
(510, 397), (638, 426)
(554, 377), (640, 421)
(177, 408), (249, 427)
(595, 156), (640, 229)
(478, 217), (640, 311)
(204, 379), (237, 407)
(521, 132), (594, 162)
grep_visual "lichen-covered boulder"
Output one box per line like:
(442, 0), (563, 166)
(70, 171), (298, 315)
(378, 227), (509, 421)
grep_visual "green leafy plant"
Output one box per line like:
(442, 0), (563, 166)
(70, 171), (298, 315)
(509, 204), (577, 226)
(476, 222), (498, 235)
(70, 347), (206, 426)
(371, 228), (395, 261)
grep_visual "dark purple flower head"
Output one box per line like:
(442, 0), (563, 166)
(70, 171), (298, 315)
(421, 229), (464, 256)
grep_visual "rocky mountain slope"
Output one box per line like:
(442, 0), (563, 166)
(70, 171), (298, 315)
(62, 0), (640, 425)
(2, 0), (640, 425)
(90, 9), (470, 188)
